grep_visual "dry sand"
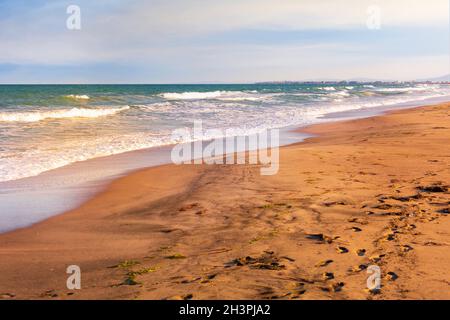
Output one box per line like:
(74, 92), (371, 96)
(0, 103), (449, 300)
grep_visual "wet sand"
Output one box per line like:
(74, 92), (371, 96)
(0, 102), (449, 300)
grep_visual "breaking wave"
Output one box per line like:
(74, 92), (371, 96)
(0, 106), (130, 123)
(160, 91), (262, 101)
(65, 94), (90, 100)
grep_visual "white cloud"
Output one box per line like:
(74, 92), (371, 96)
(113, 0), (449, 33)
(0, 0), (448, 81)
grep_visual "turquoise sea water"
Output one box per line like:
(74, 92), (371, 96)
(0, 83), (449, 182)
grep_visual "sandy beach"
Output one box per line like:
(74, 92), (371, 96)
(0, 102), (449, 300)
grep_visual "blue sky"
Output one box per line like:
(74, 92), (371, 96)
(0, 0), (448, 83)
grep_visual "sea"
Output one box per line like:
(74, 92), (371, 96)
(1, 83), (449, 183)
(0, 82), (449, 232)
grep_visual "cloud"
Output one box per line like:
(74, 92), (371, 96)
(0, 0), (448, 81)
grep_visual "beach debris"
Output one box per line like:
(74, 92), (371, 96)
(351, 226), (362, 232)
(120, 266), (158, 286)
(128, 267), (157, 276)
(315, 259), (334, 267)
(122, 275), (139, 286)
(336, 246), (349, 254)
(112, 262), (157, 287)
(225, 252), (286, 270)
(0, 293), (15, 299)
(108, 260), (141, 269)
(437, 208), (450, 214)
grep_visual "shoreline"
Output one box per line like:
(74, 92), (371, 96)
(0, 102), (449, 300)
(2, 95), (450, 234)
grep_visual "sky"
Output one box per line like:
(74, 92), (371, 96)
(0, 0), (448, 83)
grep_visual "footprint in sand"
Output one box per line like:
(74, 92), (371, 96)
(179, 203), (200, 211)
(385, 233), (396, 241)
(418, 185), (448, 193)
(369, 254), (385, 263)
(306, 233), (339, 244)
(350, 264), (368, 272)
(366, 288), (381, 295)
(41, 290), (58, 298)
(315, 259), (334, 267)
(167, 293), (194, 300)
(385, 272), (398, 281)
(402, 244), (413, 252)
(225, 252), (287, 270)
(347, 217), (368, 225)
(322, 272), (335, 280)
(336, 246), (349, 254)
(322, 282), (345, 292)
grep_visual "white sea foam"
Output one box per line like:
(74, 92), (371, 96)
(375, 87), (424, 93)
(161, 91), (260, 100)
(65, 94), (90, 100)
(330, 90), (350, 97)
(218, 96), (263, 101)
(0, 106), (129, 123)
(1, 84), (449, 183)
(0, 132), (175, 182)
(161, 91), (229, 100)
